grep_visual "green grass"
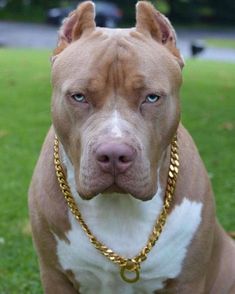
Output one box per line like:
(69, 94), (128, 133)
(181, 59), (235, 229)
(206, 38), (235, 50)
(0, 49), (51, 294)
(0, 49), (235, 292)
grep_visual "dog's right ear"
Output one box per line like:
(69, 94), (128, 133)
(52, 1), (96, 59)
(136, 1), (184, 68)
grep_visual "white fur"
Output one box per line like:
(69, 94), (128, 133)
(55, 151), (203, 293)
(110, 110), (123, 138)
(91, 110), (133, 140)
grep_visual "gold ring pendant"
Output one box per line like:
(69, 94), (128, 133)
(120, 266), (140, 283)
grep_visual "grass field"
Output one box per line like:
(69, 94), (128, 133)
(0, 49), (235, 293)
(206, 38), (235, 50)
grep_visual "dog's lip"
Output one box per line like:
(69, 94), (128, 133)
(76, 183), (127, 200)
(77, 183), (156, 202)
(102, 183), (127, 195)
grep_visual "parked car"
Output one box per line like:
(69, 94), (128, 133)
(46, 1), (123, 28)
(0, 0), (8, 9)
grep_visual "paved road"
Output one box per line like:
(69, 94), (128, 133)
(176, 28), (235, 63)
(1, 21), (235, 63)
(0, 21), (57, 49)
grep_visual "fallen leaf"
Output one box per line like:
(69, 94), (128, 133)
(0, 237), (5, 245)
(22, 220), (32, 236)
(218, 122), (234, 131)
(0, 130), (9, 138)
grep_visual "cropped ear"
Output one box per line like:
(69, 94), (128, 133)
(53, 1), (96, 57)
(136, 1), (184, 68)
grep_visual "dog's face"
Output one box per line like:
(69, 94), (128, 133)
(51, 1), (183, 201)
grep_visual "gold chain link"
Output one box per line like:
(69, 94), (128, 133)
(53, 134), (179, 283)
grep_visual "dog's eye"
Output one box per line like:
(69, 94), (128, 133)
(71, 93), (87, 103)
(145, 94), (160, 103)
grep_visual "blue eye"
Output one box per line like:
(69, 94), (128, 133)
(145, 94), (160, 103)
(71, 93), (86, 103)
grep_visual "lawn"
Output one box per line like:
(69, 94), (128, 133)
(0, 49), (235, 293)
(205, 38), (235, 50)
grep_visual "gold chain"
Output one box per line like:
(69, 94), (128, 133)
(53, 134), (179, 283)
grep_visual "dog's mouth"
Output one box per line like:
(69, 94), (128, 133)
(77, 182), (128, 200)
(102, 183), (127, 195)
(75, 152), (157, 201)
(77, 181), (156, 202)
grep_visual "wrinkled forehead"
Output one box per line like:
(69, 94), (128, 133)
(52, 28), (182, 92)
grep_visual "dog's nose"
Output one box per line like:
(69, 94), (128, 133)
(95, 143), (136, 174)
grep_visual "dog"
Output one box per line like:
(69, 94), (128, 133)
(29, 1), (235, 293)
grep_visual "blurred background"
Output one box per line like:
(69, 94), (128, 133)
(0, 0), (235, 61)
(0, 1), (235, 293)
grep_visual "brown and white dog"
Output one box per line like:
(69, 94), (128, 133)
(29, 1), (235, 293)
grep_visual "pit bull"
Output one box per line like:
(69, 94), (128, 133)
(28, 1), (235, 293)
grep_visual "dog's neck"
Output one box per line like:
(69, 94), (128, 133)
(54, 139), (203, 293)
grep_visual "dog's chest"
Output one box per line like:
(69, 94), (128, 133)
(54, 196), (202, 294)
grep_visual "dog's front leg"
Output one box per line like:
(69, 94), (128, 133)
(39, 264), (79, 294)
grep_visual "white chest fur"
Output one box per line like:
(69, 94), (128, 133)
(54, 153), (203, 294)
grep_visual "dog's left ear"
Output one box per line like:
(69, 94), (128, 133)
(52, 1), (96, 61)
(136, 1), (184, 68)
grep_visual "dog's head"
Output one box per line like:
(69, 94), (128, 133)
(51, 1), (183, 201)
